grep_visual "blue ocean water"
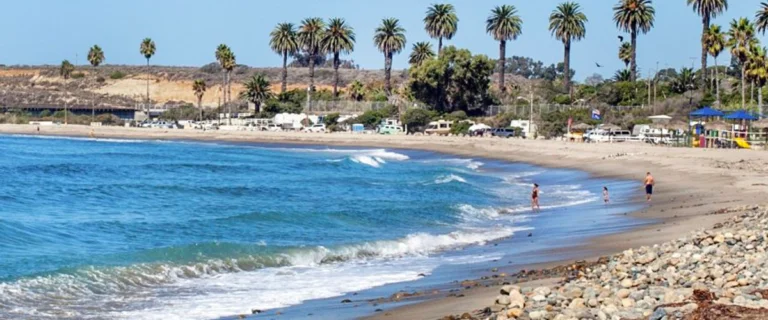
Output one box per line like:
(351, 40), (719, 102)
(0, 134), (635, 320)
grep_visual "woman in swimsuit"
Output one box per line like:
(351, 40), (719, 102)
(531, 183), (540, 212)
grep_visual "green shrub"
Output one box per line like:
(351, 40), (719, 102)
(96, 76), (105, 83)
(71, 72), (85, 79)
(401, 108), (435, 133)
(324, 113), (340, 126)
(446, 110), (468, 121)
(109, 71), (126, 80)
(39, 110), (52, 118)
(450, 121), (471, 135)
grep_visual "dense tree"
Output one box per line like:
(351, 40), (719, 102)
(240, 74), (274, 114)
(486, 5), (523, 92)
(548, 2), (587, 94)
(140, 38), (156, 113)
(727, 18), (757, 108)
(670, 67), (698, 94)
(705, 24), (726, 104)
(424, 4), (458, 55)
(322, 18), (355, 97)
(269, 23), (299, 94)
(298, 17), (326, 94)
(687, 0), (728, 87)
(373, 18), (407, 95)
(408, 46), (495, 114)
(59, 60), (74, 79)
(614, 69), (632, 82)
(613, 0), (655, 82)
(347, 80), (365, 101)
(619, 42), (632, 68)
(192, 79), (207, 120)
(409, 42), (435, 67)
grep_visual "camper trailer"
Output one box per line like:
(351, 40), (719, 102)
(424, 120), (453, 136)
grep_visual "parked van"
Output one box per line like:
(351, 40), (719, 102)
(424, 120), (452, 135)
(379, 125), (404, 135)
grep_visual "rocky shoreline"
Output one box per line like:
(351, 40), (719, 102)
(455, 205), (768, 320)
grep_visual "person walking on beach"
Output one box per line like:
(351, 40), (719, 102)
(603, 186), (610, 204)
(531, 183), (540, 212)
(644, 172), (655, 202)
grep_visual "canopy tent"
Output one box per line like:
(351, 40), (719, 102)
(705, 120), (730, 131)
(570, 123), (593, 131)
(690, 107), (724, 117)
(648, 115), (672, 123)
(724, 110), (758, 121)
(468, 123), (491, 131)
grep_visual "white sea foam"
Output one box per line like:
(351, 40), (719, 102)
(433, 174), (467, 184)
(9, 134), (154, 144)
(421, 158), (484, 171)
(350, 155), (381, 167)
(279, 147), (410, 161)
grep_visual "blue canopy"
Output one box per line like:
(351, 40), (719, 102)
(689, 107), (725, 117)
(724, 109), (758, 121)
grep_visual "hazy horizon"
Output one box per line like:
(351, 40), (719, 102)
(0, 0), (764, 81)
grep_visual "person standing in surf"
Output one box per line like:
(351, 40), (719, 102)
(531, 183), (540, 212)
(644, 172), (655, 202)
(603, 186), (610, 204)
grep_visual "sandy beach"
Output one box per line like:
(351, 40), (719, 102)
(3, 123), (767, 319)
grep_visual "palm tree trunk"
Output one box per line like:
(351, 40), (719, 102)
(630, 28), (637, 82)
(742, 64), (747, 108)
(700, 16), (709, 88)
(227, 71), (231, 125)
(759, 86), (763, 118)
(563, 40), (571, 95)
(309, 52), (316, 91)
(438, 37), (443, 56)
(384, 51), (392, 95)
(198, 96), (203, 121)
(715, 57), (720, 105)
(499, 40), (506, 92)
(752, 80), (755, 106)
(281, 51), (288, 94)
(146, 58), (151, 118)
(333, 51), (340, 98)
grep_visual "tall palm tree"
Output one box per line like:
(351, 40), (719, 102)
(548, 2), (588, 93)
(240, 74), (274, 114)
(409, 42), (435, 66)
(215, 44), (236, 123)
(192, 79), (207, 121)
(613, 0), (655, 82)
(727, 18), (757, 108)
(486, 5), (523, 92)
(322, 18), (355, 97)
(757, 2), (768, 34)
(140, 38), (156, 117)
(87, 45), (104, 121)
(347, 80), (365, 101)
(269, 23), (299, 94)
(424, 3), (458, 55)
(746, 45), (767, 116)
(614, 69), (632, 82)
(60, 60), (74, 79)
(687, 0), (728, 88)
(373, 18), (407, 95)
(705, 24), (726, 104)
(619, 42), (632, 67)
(298, 17), (326, 95)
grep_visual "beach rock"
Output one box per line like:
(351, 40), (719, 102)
(507, 308), (523, 318)
(616, 289), (631, 299)
(501, 285), (519, 295)
(533, 286), (551, 297)
(528, 310), (546, 320)
(638, 252), (657, 265)
(620, 279), (633, 288)
(568, 298), (585, 309)
(496, 295), (511, 306)
(508, 291), (525, 309)
(621, 298), (635, 308)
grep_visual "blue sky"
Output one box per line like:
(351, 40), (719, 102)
(0, 0), (764, 80)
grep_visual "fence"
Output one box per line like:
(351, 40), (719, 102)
(484, 104), (650, 117)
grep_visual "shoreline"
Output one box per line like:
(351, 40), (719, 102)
(3, 124), (767, 319)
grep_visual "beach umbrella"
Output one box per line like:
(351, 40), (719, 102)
(705, 120), (730, 131)
(689, 107), (725, 118)
(468, 123), (491, 131)
(724, 110), (758, 121)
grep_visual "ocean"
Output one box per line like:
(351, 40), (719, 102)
(0, 134), (642, 319)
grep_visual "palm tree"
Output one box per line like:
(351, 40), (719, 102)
(140, 38), (156, 117)
(757, 2), (768, 34)
(619, 42), (632, 67)
(347, 80), (365, 101)
(670, 67), (698, 94)
(705, 24), (726, 104)
(746, 45), (767, 116)
(269, 23), (299, 94)
(687, 0), (728, 88)
(727, 18), (757, 108)
(614, 69), (632, 82)
(548, 2), (588, 93)
(322, 18), (355, 98)
(613, 0), (655, 82)
(298, 17), (326, 95)
(373, 18), (407, 95)
(87, 45), (104, 68)
(486, 5), (523, 92)
(60, 60), (74, 79)
(240, 74), (274, 114)
(192, 79), (207, 121)
(215, 44), (236, 124)
(424, 4), (458, 55)
(409, 42), (436, 66)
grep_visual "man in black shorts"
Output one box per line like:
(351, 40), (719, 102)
(644, 172), (654, 202)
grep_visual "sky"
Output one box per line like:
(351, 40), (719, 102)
(0, 0), (765, 81)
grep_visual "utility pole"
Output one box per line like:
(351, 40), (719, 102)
(654, 61), (659, 105)
(529, 84), (534, 139)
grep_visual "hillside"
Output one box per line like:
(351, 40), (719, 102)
(0, 65), (407, 109)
